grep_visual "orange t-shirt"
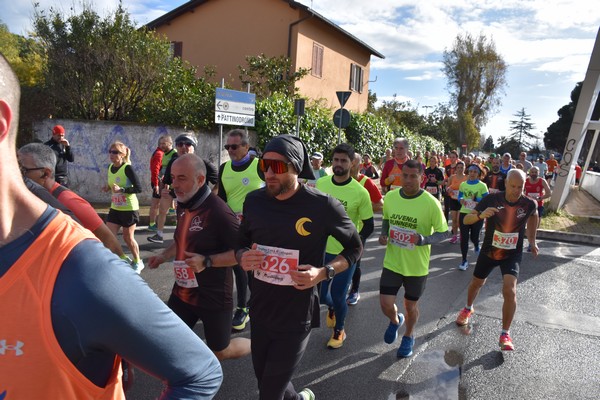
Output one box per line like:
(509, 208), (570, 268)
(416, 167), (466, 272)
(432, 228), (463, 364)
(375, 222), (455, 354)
(0, 212), (124, 400)
(546, 159), (558, 173)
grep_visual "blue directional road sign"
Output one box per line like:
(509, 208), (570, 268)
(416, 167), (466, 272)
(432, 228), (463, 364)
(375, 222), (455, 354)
(215, 88), (256, 127)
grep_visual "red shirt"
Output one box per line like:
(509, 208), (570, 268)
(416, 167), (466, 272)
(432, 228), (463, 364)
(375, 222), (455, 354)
(356, 174), (383, 203)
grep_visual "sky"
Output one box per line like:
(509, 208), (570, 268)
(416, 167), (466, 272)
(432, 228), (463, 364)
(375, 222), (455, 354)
(3, 0), (599, 146)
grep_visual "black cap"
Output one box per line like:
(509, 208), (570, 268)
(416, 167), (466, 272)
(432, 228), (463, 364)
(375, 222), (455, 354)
(263, 134), (315, 180)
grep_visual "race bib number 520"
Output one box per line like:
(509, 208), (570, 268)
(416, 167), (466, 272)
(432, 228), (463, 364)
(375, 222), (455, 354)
(254, 245), (299, 286)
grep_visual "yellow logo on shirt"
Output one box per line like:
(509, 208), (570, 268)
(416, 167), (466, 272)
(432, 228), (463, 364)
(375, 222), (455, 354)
(295, 217), (312, 236)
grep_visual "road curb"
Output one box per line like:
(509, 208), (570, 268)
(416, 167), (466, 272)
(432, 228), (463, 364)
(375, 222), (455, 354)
(537, 229), (600, 246)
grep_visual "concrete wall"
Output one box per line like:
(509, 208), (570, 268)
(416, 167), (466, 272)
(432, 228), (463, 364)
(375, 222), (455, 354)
(33, 119), (247, 205)
(581, 171), (600, 202)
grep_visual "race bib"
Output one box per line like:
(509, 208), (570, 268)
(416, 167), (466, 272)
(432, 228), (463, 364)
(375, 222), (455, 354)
(463, 199), (477, 210)
(450, 189), (459, 199)
(111, 193), (127, 207)
(254, 245), (299, 286)
(425, 186), (438, 195)
(173, 260), (198, 288)
(389, 226), (417, 250)
(527, 192), (540, 199)
(492, 231), (519, 250)
(489, 188), (499, 194)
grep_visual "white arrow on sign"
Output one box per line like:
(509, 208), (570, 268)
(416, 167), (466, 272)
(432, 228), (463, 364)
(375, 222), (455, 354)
(215, 100), (255, 115)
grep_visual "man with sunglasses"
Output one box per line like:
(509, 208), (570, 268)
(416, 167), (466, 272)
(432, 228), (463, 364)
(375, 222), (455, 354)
(148, 133), (218, 244)
(217, 129), (264, 331)
(237, 134), (362, 400)
(315, 143), (374, 349)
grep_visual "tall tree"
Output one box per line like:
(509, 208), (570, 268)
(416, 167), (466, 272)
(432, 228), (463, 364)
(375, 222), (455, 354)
(442, 33), (508, 149)
(33, 3), (172, 120)
(482, 135), (494, 152)
(509, 108), (537, 151)
(544, 82), (581, 152)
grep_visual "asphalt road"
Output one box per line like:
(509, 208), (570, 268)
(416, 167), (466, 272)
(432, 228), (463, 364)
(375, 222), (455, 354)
(124, 215), (600, 400)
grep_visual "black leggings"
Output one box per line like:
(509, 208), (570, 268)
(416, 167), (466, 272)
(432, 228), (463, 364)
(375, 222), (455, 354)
(459, 213), (484, 261)
(251, 323), (311, 400)
(350, 236), (368, 292)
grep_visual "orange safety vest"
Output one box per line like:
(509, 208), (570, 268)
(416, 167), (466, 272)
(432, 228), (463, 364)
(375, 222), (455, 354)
(0, 212), (124, 400)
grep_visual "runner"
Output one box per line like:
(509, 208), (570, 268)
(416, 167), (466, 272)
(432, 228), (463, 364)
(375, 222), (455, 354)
(379, 160), (450, 358)
(380, 138), (410, 193)
(148, 135), (175, 232)
(423, 155), (445, 202)
(457, 164), (489, 270)
(0, 53), (223, 399)
(524, 166), (552, 230)
(316, 144), (373, 348)
(483, 157), (507, 195)
(217, 129), (264, 331)
(443, 150), (459, 223)
(303, 151), (328, 187)
(455, 169), (538, 351)
(347, 152), (384, 305)
(103, 140), (144, 273)
(148, 153), (251, 362)
(236, 134), (362, 400)
(446, 161), (467, 244)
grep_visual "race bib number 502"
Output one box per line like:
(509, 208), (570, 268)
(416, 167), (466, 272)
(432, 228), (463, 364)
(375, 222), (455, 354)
(254, 245), (299, 286)
(389, 226), (417, 250)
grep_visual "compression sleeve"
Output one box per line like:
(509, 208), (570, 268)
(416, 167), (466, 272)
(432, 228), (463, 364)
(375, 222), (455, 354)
(359, 217), (374, 242)
(381, 219), (390, 236)
(217, 163), (227, 202)
(123, 165), (143, 194)
(204, 159), (218, 185)
(52, 240), (223, 398)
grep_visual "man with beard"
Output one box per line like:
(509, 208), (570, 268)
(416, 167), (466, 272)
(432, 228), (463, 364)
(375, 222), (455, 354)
(237, 135), (362, 400)
(456, 169), (538, 351)
(316, 143), (373, 348)
(148, 154), (251, 361)
(483, 157), (507, 194)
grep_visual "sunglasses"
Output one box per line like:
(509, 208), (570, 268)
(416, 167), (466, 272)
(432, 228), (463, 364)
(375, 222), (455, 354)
(176, 142), (193, 148)
(258, 158), (293, 174)
(224, 144), (242, 151)
(109, 150), (121, 155)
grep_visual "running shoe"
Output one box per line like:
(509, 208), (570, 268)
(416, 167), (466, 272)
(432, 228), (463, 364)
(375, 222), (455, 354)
(326, 308), (336, 328)
(384, 313), (405, 344)
(131, 259), (145, 274)
(168, 208), (177, 216)
(147, 233), (164, 244)
(456, 306), (474, 326)
(298, 388), (315, 400)
(449, 234), (458, 244)
(147, 223), (158, 232)
(499, 333), (514, 351)
(526, 245), (532, 252)
(232, 307), (249, 330)
(327, 329), (346, 349)
(397, 335), (415, 358)
(346, 290), (360, 305)
(474, 246), (480, 254)
(458, 260), (469, 271)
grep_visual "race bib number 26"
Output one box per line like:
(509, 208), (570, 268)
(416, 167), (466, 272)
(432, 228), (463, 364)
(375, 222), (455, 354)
(254, 245), (299, 286)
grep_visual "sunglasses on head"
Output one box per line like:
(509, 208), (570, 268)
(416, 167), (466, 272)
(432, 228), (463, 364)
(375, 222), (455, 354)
(258, 158), (293, 174)
(109, 150), (120, 155)
(176, 142), (193, 148)
(224, 144), (242, 151)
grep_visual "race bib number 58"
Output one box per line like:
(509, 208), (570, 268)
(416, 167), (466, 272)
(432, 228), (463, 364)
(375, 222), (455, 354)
(174, 260), (198, 288)
(254, 245), (299, 286)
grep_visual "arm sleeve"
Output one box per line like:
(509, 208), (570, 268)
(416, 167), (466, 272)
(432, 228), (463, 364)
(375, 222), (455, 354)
(64, 145), (74, 162)
(162, 158), (174, 186)
(359, 217), (374, 241)
(123, 165), (142, 194)
(381, 219), (390, 236)
(217, 163), (227, 202)
(204, 159), (218, 186)
(150, 151), (163, 187)
(53, 241), (223, 398)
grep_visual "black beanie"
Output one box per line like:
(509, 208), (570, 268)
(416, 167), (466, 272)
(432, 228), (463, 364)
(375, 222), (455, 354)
(263, 134), (315, 180)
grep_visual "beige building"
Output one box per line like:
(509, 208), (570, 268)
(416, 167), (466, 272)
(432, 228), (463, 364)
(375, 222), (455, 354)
(146, 0), (384, 113)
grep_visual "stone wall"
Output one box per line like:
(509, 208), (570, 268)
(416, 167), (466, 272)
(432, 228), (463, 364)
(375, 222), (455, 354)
(33, 119), (253, 204)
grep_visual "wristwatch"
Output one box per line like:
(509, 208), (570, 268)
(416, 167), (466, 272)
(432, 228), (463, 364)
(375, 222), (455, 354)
(203, 256), (213, 269)
(324, 265), (335, 281)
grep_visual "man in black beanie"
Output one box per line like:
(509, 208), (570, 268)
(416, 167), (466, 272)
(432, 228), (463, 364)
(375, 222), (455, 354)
(236, 134), (363, 400)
